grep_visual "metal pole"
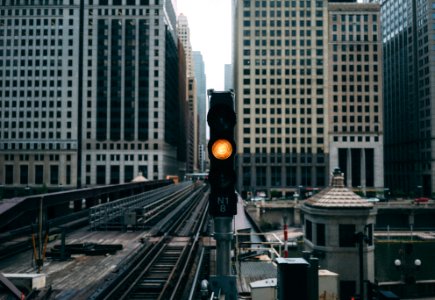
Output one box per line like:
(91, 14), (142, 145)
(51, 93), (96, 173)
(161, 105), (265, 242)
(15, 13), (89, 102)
(357, 232), (365, 300)
(214, 217), (233, 276)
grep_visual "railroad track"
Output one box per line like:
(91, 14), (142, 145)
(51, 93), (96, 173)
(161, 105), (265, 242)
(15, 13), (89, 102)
(89, 184), (209, 300)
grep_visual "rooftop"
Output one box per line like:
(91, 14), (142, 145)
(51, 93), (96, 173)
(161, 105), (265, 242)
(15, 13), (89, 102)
(304, 169), (374, 209)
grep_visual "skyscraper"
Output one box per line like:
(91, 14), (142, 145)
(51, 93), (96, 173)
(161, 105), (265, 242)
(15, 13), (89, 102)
(364, 0), (435, 196)
(224, 64), (233, 91)
(177, 13), (198, 173)
(233, 0), (384, 197)
(328, 2), (384, 190)
(193, 51), (207, 172)
(0, 0), (182, 190)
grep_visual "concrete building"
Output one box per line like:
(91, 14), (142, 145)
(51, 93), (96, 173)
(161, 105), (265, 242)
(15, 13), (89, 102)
(177, 13), (198, 173)
(328, 2), (384, 191)
(0, 0), (182, 190)
(302, 169), (377, 299)
(363, 0), (435, 197)
(224, 64), (233, 91)
(232, 0), (384, 197)
(193, 51), (207, 172)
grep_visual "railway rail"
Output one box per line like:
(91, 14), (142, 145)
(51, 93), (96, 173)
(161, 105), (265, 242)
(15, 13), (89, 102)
(89, 183), (209, 300)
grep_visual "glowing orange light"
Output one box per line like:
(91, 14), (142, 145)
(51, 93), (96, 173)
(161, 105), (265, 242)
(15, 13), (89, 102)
(211, 139), (233, 160)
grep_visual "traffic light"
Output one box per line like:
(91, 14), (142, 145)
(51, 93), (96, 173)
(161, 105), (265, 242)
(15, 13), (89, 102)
(207, 91), (237, 217)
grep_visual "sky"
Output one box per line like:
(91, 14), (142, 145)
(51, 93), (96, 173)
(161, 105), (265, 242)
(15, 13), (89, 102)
(176, 0), (232, 91)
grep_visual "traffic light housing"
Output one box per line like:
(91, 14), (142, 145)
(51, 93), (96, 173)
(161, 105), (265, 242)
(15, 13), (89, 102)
(207, 91), (237, 216)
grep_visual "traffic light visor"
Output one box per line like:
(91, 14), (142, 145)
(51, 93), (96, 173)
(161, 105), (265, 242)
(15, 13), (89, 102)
(211, 139), (233, 160)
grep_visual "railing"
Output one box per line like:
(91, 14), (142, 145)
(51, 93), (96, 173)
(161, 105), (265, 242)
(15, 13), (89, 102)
(89, 182), (193, 230)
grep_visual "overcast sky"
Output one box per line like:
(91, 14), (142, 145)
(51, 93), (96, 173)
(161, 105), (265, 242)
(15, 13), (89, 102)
(177, 0), (232, 92)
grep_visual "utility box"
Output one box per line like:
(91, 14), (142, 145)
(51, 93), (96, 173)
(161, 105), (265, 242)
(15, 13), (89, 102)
(319, 269), (339, 300)
(276, 258), (309, 300)
(250, 278), (277, 300)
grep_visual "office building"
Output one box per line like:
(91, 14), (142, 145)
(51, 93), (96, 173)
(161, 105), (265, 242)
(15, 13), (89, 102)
(177, 14), (198, 173)
(233, 0), (383, 197)
(0, 0), (182, 189)
(328, 2), (384, 190)
(364, 0), (435, 196)
(224, 63), (233, 91)
(193, 51), (207, 172)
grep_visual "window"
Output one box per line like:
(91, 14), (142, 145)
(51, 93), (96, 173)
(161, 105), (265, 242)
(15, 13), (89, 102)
(20, 165), (28, 185)
(50, 165), (59, 185)
(339, 224), (356, 247)
(305, 219), (312, 241)
(316, 223), (325, 246)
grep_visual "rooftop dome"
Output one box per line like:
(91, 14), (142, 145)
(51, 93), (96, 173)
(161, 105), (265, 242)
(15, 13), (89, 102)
(304, 168), (373, 209)
(131, 172), (149, 182)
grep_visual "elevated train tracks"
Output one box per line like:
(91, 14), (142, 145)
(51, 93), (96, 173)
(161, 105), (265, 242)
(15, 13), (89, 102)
(0, 180), (211, 300)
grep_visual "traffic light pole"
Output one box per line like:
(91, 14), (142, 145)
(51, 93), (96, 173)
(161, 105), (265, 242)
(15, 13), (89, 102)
(214, 217), (233, 276)
(209, 216), (238, 299)
(206, 90), (238, 299)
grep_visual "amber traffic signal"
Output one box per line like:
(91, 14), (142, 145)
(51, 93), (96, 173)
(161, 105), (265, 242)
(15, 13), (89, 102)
(207, 91), (237, 216)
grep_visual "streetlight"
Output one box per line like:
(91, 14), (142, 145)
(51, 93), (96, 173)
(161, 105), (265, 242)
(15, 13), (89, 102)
(394, 243), (422, 284)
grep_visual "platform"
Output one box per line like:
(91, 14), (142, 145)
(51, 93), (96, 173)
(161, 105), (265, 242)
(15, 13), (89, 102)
(0, 228), (150, 299)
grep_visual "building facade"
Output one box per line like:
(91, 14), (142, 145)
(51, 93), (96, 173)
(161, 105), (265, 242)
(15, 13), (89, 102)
(365, 0), (435, 197)
(233, 0), (384, 197)
(328, 2), (384, 191)
(302, 170), (376, 299)
(193, 51), (207, 172)
(0, 0), (182, 190)
(177, 13), (198, 173)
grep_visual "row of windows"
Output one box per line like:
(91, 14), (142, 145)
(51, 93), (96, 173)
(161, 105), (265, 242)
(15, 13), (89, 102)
(241, 153), (325, 163)
(244, 107), (324, 115)
(242, 165), (326, 188)
(331, 34), (378, 42)
(332, 44), (378, 53)
(243, 10), (323, 20)
(332, 74), (379, 83)
(243, 117), (321, 125)
(0, 100), (71, 108)
(244, 29), (324, 38)
(333, 115), (379, 124)
(244, 39), (324, 49)
(333, 125), (380, 133)
(1, 0), (74, 6)
(1, 142), (75, 150)
(244, 126), (324, 135)
(333, 95), (378, 103)
(244, 0), (323, 9)
(81, 142), (160, 151)
(4, 154), (68, 161)
(244, 87), (324, 96)
(333, 63), (378, 73)
(0, 16), (75, 24)
(0, 28), (75, 37)
(91, 164), (158, 185)
(243, 136), (324, 145)
(244, 48), (323, 57)
(332, 24), (377, 33)
(332, 84), (379, 93)
(332, 135), (380, 143)
(0, 0), (160, 6)
(332, 104), (379, 113)
(244, 78), (323, 87)
(94, 153), (155, 161)
(306, 220), (374, 248)
(243, 97), (323, 106)
(331, 14), (377, 23)
(1, 94), (72, 103)
(242, 146), (324, 155)
(2, 120), (71, 127)
(4, 164), (68, 185)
